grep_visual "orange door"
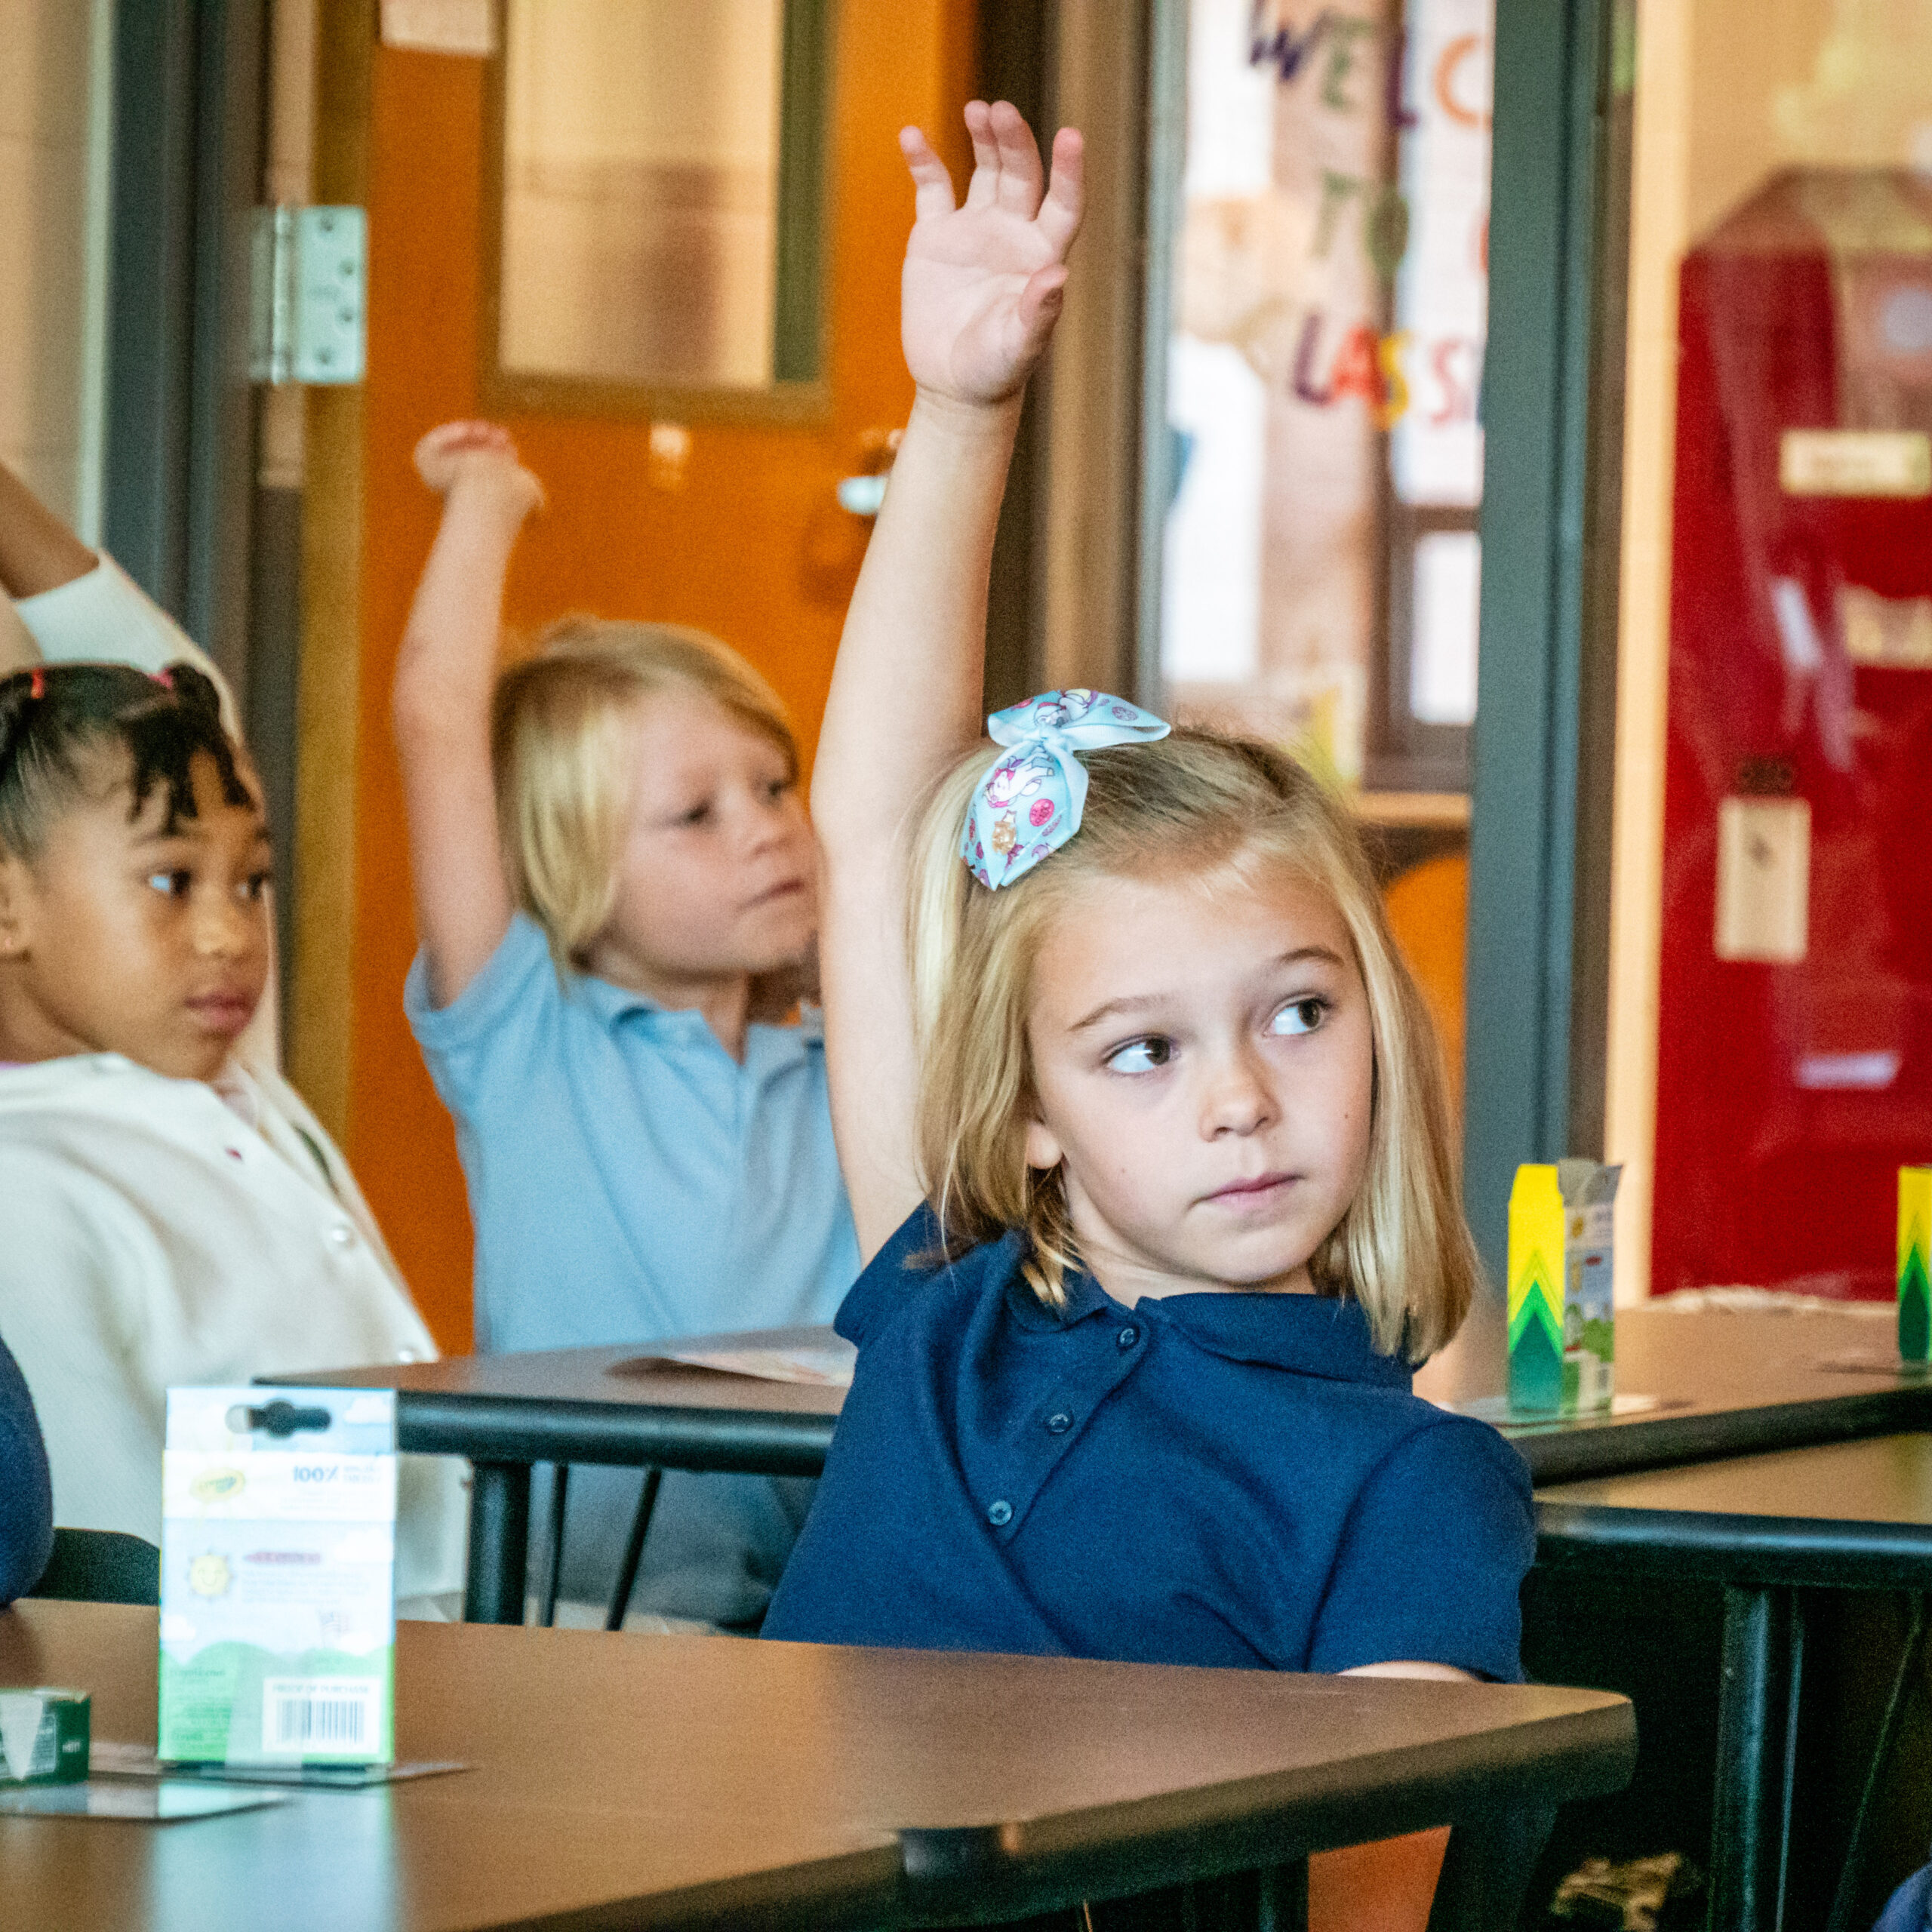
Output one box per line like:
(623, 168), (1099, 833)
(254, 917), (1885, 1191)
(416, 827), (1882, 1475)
(323, 11), (979, 1350)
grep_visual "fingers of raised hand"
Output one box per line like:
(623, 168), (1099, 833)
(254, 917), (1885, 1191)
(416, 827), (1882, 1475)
(417, 420), (510, 470)
(900, 126), (958, 222)
(1035, 128), (1085, 257)
(987, 100), (1044, 216)
(962, 98), (1003, 211)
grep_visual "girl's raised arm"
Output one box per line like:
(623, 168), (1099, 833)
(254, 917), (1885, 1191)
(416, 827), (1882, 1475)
(814, 102), (1081, 1257)
(392, 422), (544, 1008)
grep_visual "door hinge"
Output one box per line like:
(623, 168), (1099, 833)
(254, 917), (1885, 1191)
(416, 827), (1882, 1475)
(250, 206), (368, 386)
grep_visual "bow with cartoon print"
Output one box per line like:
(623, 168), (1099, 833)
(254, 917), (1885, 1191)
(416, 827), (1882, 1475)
(960, 688), (1171, 890)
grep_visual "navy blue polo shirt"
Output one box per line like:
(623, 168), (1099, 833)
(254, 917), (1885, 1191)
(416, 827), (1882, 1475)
(763, 1208), (1534, 1678)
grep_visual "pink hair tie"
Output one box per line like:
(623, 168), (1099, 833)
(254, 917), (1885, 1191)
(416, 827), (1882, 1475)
(152, 669), (174, 691)
(28, 667), (45, 701)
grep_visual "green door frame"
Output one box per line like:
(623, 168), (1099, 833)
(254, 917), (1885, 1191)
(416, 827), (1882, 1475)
(1463, 0), (1630, 1283)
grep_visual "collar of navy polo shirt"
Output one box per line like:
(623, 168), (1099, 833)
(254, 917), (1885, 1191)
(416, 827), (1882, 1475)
(1007, 1257), (1411, 1388)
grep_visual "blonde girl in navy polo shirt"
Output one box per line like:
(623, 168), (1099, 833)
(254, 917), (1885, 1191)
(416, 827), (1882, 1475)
(761, 102), (1536, 1928)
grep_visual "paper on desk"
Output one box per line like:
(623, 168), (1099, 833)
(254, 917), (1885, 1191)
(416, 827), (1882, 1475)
(1814, 1351), (1932, 1377)
(644, 1344), (856, 1388)
(1451, 1392), (1668, 1426)
(0, 1780), (285, 1821)
(91, 1740), (466, 1787)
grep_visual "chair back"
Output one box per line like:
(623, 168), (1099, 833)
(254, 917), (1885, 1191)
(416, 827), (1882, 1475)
(27, 1527), (161, 1606)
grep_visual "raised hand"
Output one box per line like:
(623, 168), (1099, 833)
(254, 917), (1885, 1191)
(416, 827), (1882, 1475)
(899, 100), (1084, 407)
(412, 420), (546, 518)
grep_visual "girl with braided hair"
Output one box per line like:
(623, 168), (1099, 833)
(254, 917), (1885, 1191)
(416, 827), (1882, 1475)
(0, 661), (464, 1609)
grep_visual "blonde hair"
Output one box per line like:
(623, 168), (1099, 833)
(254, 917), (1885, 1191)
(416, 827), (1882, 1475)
(491, 617), (799, 982)
(906, 727), (1478, 1361)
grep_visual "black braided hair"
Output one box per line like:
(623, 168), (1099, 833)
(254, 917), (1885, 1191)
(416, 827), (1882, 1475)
(0, 660), (254, 858)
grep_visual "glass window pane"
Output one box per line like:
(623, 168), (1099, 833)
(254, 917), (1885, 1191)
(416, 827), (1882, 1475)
(1410, 530), (1480, 724)
(500, 0), (786, 389)
(1157, 0), (1493, 788)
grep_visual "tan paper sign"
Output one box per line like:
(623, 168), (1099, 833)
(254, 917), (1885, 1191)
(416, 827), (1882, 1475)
(380, 0), (494, 57)
(1715, 796), (1810, 963)
(1780, 429), (1931, 497)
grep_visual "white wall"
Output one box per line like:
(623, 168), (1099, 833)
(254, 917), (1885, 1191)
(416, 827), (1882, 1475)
(0, 0), (112, 540)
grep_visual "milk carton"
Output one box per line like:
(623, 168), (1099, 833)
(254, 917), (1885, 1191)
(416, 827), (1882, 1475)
(1901, 1167), (1932, 1364)
(1508, 1161), (1622, 1414)
(158, 1387), (396, 1767)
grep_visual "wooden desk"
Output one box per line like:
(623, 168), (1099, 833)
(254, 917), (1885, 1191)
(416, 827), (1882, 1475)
(1467, 1303), (1932, 1483)
(1538, 1432), (1932, 1932)
(0, 1602), (1633, 1931)
(288, 1327), (844, 1623)
(297, 1304), (1932, 1624)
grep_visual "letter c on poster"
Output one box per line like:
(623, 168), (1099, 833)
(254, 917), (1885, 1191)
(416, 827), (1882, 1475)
(1434, 34), (1490, 129)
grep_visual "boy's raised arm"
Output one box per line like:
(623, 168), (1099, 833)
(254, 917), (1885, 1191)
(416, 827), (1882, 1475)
(814, 103), (1081, 1257)
(392, 422), (544, 1008)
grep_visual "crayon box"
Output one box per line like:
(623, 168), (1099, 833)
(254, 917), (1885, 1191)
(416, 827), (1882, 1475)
(158, 1387), (397, 1767)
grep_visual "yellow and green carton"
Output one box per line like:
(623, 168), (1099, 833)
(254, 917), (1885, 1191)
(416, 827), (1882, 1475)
(1509, 1161), (1621, 1414)
(1901, 1167), (1932, 1364)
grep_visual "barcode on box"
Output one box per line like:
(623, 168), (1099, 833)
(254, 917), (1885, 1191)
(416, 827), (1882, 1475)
(262, 1678), (380, 1757)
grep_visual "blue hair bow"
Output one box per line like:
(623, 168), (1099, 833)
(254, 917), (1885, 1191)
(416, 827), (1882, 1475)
(961, 688), (1171, 890)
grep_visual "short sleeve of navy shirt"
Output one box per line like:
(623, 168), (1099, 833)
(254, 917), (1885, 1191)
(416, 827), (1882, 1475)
(763, 1208), (1534, 1680)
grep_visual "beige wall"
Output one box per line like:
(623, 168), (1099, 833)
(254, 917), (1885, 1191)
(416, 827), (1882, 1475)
(0, 0), (112, 540)
(1607, 0), (1932, 1299)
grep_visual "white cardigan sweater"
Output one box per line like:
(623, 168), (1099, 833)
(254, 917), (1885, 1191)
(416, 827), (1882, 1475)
(0, 1054), (466, 1598)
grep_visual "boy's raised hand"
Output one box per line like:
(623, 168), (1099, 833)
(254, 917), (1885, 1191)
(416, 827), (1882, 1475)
(900, 100), (1084, 407)
(412, 420), (546, 517)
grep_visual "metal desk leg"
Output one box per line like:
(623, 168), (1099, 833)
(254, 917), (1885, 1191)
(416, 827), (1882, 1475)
(1825, 1595), (1928, 1932)
(1709, 1585), (1802, 1932)
(464, 1460), (533, 1625)
(1255, 1860), (1310, 1931)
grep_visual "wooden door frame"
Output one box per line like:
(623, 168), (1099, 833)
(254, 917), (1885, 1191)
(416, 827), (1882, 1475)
(285, 0), (371, 1138)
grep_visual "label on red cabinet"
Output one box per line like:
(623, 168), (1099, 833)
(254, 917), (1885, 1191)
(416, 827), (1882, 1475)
(1780, 429), (1931, 497)
(1715, 797), (1810, 963)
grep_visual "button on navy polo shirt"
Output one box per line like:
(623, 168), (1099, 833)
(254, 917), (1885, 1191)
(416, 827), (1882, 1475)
(764, 1207), (1535, 1678)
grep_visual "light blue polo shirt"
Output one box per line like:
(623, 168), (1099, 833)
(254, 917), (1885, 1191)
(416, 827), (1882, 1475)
(405, 913), (858, 1356)
(405, 915), (860, 1629)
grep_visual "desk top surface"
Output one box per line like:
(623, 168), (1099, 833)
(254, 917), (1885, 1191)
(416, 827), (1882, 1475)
(292, 1304), (1931, 1483)
(291, 1324), (848, 1418)
(1539, 1429), (1932, 1524)
(1536, 1430), (1932, 1586)
(0, 1603), (1631, 1932)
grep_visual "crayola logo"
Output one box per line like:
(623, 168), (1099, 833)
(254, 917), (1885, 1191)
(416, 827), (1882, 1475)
(191, 1469), (245, 1503)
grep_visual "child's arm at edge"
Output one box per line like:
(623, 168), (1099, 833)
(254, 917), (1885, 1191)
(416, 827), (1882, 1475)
(0, 460), (96, 600)
(814, 103), (1082, 1260)
(393, 422), (543, 1009)
(1307, 1660), (1471, 1929)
